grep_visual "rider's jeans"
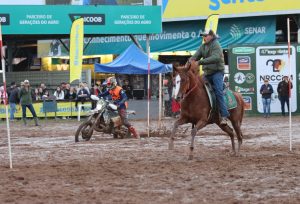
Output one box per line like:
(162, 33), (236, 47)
(262, 98), (271, 117)
(205, 71), (230, 118)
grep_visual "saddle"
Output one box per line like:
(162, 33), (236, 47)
(204, 82), (237, 121)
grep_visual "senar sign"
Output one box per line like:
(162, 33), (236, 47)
(0, 5), (162, 35)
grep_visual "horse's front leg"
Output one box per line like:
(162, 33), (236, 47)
(169, 117), (186, 150)
(188, 121), (207, 160)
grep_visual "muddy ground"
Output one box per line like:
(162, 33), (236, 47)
(0, 116), (300, 204)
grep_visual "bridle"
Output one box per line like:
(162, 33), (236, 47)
(181, 73), (198, 99)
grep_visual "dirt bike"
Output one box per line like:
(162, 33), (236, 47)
(75, 95), (135, 142)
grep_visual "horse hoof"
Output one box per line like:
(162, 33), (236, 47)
(188, 155), (194, 160)
(168, 142), (174, 150)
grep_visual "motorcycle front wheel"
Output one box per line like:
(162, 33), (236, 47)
(75, 120), (94, 142)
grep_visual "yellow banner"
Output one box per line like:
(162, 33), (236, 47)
(163, 0), (300, 20)
(0, 102), (91, 118)
(70, 18), (84, 83)
(200, 14), (220, 75)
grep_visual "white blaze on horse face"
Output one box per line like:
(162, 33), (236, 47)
(174, 75), (181, 99)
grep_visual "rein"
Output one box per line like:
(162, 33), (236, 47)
(183, 83), (197, 99)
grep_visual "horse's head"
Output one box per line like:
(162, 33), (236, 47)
(173, 62), (196, 100)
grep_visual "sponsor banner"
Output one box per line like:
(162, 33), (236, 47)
(256, 46), (297, 113)
(70, 18), (84, 83)
(0, 101), (91, 118)
(163, 0), (300, 21)
(0, 5), (162, 34)
(38, 16), (275, 57)
(230, 44), (300, 115)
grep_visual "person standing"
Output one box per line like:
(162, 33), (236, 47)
(19, 80), (39, 126)
(190, 29), (229, 125)
(277, 76), (293, 116)
(122, 80), (133, 99)
(8, 82), (19, 121)
(260, 79), (273, 118)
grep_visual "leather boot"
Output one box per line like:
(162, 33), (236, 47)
(34, 117), (40, 126)
(23, 118), (27, 126)
(128, 126), (140, 139)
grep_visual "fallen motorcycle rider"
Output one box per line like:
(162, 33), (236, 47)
(98, 77), (140, 139)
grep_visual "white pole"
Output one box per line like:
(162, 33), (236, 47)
(158, 73), (162, 128)
(0, 23), (13, 168)
(146, 34), (150, 137)
(287, 18), (292, 152)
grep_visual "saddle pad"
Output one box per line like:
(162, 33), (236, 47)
(224, 89), (237, 110)
(204, 84), (237, 110)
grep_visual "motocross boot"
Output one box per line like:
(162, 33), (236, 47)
(129, 126), (140, 139)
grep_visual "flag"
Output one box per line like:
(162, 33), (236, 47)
(199, 14), (219, 75)
(70, 18), (84, 83)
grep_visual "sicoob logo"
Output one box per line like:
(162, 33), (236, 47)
(0, 14), (10, 25)
(69, 14), (105, 25)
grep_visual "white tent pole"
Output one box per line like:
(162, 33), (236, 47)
(0, 23), (13, 169)
(158, 73), (162, 128)
(287, 18), (292, 152)
(146, 34), (150, 137)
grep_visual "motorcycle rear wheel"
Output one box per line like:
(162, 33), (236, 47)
(75, 121), (94, 142)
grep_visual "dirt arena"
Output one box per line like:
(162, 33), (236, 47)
(0, 116), (300, 204)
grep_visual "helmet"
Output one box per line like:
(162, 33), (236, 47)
(106, 77), (117, 89)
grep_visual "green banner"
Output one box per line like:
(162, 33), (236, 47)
(0, 5), (162, 34)
(38, 16), (275, 57)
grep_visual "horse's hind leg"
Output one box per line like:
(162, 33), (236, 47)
(232, 121), (243, 154)
(188, 121), (206, 160)
(218, 124), (236, 155)
(169, 118), (186, 150)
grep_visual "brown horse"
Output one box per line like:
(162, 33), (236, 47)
(169, 60), (244, 160)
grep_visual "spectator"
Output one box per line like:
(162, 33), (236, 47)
(65, 87), (77, 100)
(42, 90), (51, 100)
(7, 82), (15, 98)
(83, 82), (91, 95)
(19, 80), (39, 126)
(8, 82), (19, 121)
(122, 80), (133, 99)
(0, 85), (7, 104)
(260, 79), (273, 118)
(171, 76), (180, 117)
(90, 84), (100, 109)
(64, 83), (71, 99)
(33, 88), (42, 101)
(75, 83), (89, 109)
(53, 86), (65, 100)
(277, 75), (293, 116)
(40, 83), (48, 95)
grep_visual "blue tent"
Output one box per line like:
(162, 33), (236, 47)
(94, 44), (172, 74)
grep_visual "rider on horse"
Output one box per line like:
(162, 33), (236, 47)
(190, 29), (229, 125)
(98, 77), (140, 138)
